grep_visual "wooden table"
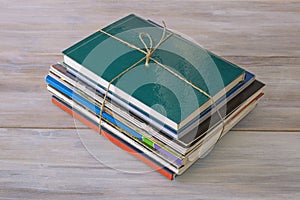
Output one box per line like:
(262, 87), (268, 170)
(1, 1), (299, 199)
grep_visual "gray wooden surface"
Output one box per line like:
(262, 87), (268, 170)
(0, 0), (299, 199)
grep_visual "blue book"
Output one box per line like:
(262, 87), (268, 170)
(46, 73), (264, 169)
(46, 66), (256, 153)
(46, 75), (183, 166)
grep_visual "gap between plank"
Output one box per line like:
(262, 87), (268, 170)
(0, 127), (299, 132)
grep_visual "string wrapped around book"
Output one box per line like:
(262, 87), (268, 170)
(98, 21), (225, 143)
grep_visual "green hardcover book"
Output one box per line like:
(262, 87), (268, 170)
(62, 14), (245, 138)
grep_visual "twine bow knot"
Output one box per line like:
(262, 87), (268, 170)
(138, 21), (168, 67)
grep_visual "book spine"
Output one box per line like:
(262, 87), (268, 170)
(51, 97), (175, 180)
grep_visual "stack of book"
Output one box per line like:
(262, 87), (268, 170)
(45, 14), (265, 180)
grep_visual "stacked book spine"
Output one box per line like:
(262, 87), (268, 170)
(45, 14), (265, 180)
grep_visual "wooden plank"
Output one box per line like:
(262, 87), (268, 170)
(0, 1), (299, 57)
(1, 55), (299, 130)
(0, 128), (299, 199)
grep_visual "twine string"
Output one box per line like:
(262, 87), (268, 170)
(98, 21), (225, 144)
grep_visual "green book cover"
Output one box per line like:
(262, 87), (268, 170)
(62, 14), (245, 135)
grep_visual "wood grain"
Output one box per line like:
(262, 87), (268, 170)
(0, 128), (299, 199)
(0, 0), (299, 199)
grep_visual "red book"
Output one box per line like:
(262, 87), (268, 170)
(51, 97), (175, 180)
